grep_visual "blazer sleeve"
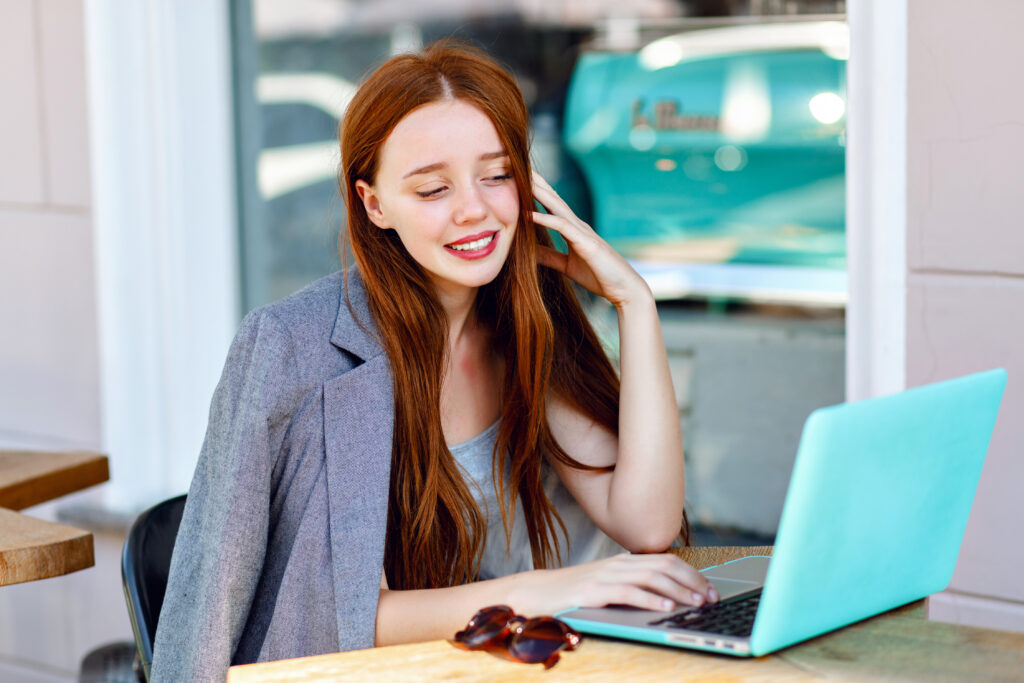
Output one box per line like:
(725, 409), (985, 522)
(151, 308), (300, 683)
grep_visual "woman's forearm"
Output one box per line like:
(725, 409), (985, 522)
(607, 288), (686, 550)
(375, 552), (715, 647)
(375, 572), (531, 646)
(528, 171), (685, 551)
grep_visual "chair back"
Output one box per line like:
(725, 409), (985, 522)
(121, 494), (186, 682)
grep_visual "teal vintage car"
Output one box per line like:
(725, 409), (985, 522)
(563, 21), (848, 305)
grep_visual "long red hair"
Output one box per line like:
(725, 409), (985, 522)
(340, 41), (669, 590)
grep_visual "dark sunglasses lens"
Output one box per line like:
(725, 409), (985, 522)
(508, 618), (577, 664)
(455, 605), (514, 648)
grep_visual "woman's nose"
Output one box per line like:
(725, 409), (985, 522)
(452, 184), (487, 224)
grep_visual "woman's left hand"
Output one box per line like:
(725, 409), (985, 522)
(531, 171), (650, 309)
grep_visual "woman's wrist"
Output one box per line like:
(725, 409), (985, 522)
(614, 280), (657, 319)
(504, 568), (552, 615)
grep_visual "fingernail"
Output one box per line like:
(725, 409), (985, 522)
(709, 587), (719, 601)
(692, 592), (704, 604)
(662, 599), (675, 611)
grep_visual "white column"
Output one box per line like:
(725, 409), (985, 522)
(845, 0), (908, 402)
(85, 0), (239, 511)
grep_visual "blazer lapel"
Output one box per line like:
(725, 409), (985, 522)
(322, 270), (394, 649)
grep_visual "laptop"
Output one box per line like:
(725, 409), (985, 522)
(558, 368), (1007, 656)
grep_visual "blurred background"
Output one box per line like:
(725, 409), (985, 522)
(2, 0), (1023, 679)
(242, 0), (847, 310)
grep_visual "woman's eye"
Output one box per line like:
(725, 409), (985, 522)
(416, 186), (446, 198)
(486, 173), (512, 183)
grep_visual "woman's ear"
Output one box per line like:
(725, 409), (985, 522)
(355, 180), (391, 229)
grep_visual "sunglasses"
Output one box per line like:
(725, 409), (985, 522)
(450, 604), (582, 669)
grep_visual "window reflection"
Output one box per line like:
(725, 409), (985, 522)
(236, 0), (848, 545)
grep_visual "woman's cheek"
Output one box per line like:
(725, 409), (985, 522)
(495, 187), (520, 226)
(404, 201), (450, 237)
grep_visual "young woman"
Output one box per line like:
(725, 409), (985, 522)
(151, 41), (716, 682)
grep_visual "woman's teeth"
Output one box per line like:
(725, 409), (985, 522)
(448, 234), (494, 251)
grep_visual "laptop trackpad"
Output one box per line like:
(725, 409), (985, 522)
(701, 556), (769, 599)
(705, 577), (761, 600)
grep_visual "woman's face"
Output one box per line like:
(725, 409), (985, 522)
(355, 99), (520, 303)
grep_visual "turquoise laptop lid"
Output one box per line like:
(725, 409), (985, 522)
(750, 368), (1007, 656)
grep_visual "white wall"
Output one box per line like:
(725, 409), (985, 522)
(0, 0), (101, 449)
(903, 0), (1024, 631)
(0, 2), (131, 680)
(0, 1), (238, 679)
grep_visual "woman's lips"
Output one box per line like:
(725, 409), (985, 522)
(445, 231), (499, 260)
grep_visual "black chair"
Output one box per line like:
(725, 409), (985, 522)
(121, 494), (186, 682)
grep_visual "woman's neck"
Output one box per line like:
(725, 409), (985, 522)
(433, 281), (479, 349)
(435, 285), (503, 445)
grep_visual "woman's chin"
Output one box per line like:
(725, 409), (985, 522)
(420, 269), (484, 299)
(426, 252), (511, 295)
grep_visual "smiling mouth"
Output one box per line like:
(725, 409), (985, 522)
(445, 232), (496, 252)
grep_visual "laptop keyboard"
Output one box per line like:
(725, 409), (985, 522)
(650, 590), (761, 637)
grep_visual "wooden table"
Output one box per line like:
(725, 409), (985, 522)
(227, 546), (1024, 682)
(0, 449), (109, 586)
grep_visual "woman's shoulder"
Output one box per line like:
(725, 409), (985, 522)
(229, 269), (377, 378)
(251, 270), (346, 331)
(215, 270), (378, 416)
(242, 268), (376, 344)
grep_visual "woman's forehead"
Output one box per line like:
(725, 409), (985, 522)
(378, 100), (507, 177)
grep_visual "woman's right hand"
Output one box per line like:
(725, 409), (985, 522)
(508, 553), (719, 615)
(376, 552), (720, 646)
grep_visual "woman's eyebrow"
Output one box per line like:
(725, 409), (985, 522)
(402, 162), (445, 179)
(401, 151), (508, 180)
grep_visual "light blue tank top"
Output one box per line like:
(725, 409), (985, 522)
(449, 420), (625, 580)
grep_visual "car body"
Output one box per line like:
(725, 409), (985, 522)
(564, 20), (849, 305)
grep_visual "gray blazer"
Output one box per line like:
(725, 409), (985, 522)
(151, 270), (395, 682)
